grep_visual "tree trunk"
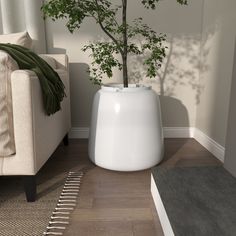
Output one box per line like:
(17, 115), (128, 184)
(122, 0), (128, 87)
(122, 55), (128, 87)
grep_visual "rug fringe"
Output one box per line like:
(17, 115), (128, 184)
(43, 171), (84, 236)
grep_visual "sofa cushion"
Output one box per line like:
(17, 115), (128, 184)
(0, 51), (18, 156)
(0, 31), (32, 49)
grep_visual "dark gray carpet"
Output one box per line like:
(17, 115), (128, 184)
(152, 166), (236, 236)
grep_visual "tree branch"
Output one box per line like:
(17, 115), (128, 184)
(94, 0), (124, 56)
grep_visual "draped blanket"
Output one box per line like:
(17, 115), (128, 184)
(0, 44), (66, 115)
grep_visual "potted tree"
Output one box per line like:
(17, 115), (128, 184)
(42, 0), (187, 171)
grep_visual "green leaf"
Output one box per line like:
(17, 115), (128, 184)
(42, 0), (188, 84)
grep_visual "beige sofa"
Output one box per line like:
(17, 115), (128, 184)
(0, 32), (71, 201)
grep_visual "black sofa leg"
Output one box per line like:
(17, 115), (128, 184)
(63, 133), (69, 146)
(23, 175), (36, 202)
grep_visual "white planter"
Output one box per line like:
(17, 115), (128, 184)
(88, 84), (164, 171)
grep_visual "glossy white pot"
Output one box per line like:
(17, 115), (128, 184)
(88, 84), (164, 171)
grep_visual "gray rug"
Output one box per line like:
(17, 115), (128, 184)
(0, 170), (84, 236)
(152, 165), (236, 236)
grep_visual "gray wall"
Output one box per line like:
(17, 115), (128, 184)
(45, 0), (203, 128)
(224, 39), (236, 177)
(196, 0), (236, 146)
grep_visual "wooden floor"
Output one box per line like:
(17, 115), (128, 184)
(49, 138), (221, 236)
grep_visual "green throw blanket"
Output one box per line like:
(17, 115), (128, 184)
(0, 43), (66, 115)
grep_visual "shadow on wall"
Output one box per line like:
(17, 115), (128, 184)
(69, 63), (100, 127)
(129, 35), (205, 105)
(45, 43), (100, 127)
(160, 95), (189, 128)
(48, 35), (200, 129)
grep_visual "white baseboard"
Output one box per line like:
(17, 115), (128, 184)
(69, 126), (195, 139)
(69, 127), (89, 139)
(151, 174), (175, 236)
(69, 126), (225, 162)
(163, 127), (195, 138)
(193, 128), (225, 162)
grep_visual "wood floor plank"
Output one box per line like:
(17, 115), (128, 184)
(92, 197), (152, 209)
(132, 221), (159, 236)
(64, 220), (134, 236)
(72, 208), (153, 221)
(77, 196), (94, 209)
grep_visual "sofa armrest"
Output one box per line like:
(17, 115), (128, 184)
(3, 69), (71, 175)
(6, 70), (38, 175)
(39, 54), (68, 71)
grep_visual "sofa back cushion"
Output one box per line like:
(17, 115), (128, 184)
(0, 31), (32, 49)
(39, 55), (57, 69)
